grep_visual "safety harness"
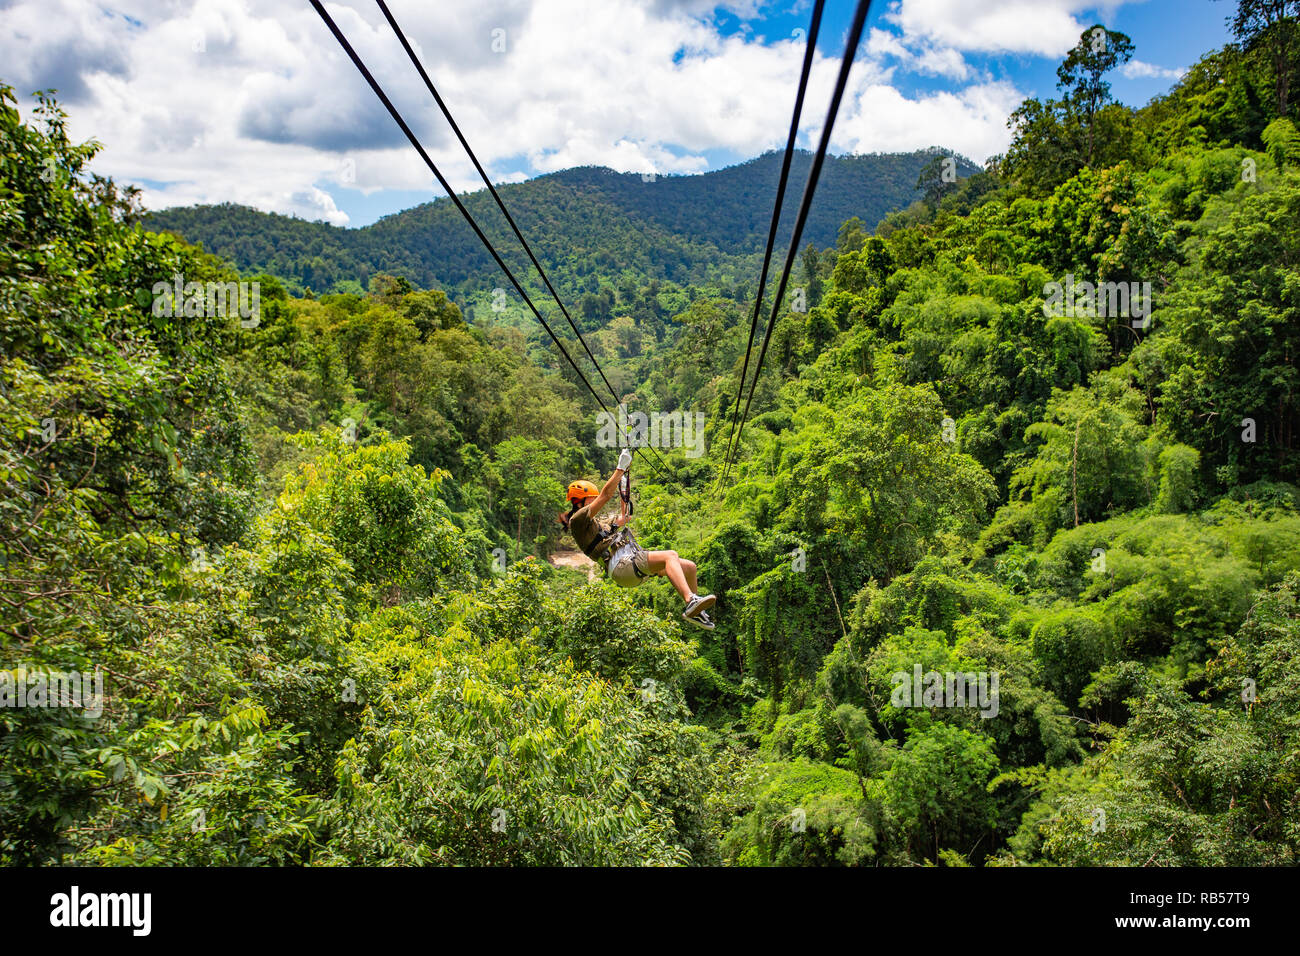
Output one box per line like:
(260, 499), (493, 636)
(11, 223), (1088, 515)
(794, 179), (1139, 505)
(605, 526), (649, 580)
(588, 464), (648, 580)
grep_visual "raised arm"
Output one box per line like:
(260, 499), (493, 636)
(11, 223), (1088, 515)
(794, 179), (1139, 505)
(588, 448), (633, 514)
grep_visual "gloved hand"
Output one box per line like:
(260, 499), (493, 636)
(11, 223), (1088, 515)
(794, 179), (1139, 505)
(617, 448), (633, 471)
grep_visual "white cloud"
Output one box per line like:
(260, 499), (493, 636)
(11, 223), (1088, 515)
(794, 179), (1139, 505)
(865, 26), (969, 80)
(882, 0), (1124, 56)
(2, 0), (1123, 224)
(1, 0), (134, 103)
(834, 80), (1024, 163)
(1120, 58), (1186, 81)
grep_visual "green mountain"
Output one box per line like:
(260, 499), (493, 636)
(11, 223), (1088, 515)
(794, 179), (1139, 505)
(145, 149), (978, 298)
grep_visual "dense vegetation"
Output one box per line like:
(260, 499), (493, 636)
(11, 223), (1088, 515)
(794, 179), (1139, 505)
(3, 3), (1299, 867)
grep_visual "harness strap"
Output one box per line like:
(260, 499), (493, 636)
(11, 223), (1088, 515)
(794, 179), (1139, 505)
(606, 526), (649, 579)
(619, 468), (633, 516)
(580, 525), (614, 561)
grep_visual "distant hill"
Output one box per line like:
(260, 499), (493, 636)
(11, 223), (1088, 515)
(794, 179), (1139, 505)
(145, 148), (978, 298)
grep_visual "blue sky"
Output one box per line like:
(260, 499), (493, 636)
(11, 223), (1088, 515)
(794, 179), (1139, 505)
(2, 1), (1233, 228)
(718, 1), (1229, 106)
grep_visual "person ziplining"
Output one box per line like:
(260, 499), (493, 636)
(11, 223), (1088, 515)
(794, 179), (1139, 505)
(558, 449), (717, 630)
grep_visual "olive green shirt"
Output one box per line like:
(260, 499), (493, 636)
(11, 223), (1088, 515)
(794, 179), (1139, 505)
(570, 504), (613, 560)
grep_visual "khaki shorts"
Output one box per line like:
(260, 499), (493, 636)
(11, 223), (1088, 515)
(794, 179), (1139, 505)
(606, 541), (650, 588)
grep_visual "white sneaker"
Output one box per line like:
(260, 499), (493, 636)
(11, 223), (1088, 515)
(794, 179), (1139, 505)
(685, 609), (715, 630)
(683, 593), (716, 619)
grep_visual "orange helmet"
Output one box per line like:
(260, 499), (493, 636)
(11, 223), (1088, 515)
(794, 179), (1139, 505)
(566, 479), (599, 502)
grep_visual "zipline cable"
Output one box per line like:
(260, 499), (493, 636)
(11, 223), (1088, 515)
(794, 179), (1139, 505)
(722, 0), (874, 486)
(374, 0), (682, 486)
(309, 0), (679, 488)
(717, 0), (825, 489)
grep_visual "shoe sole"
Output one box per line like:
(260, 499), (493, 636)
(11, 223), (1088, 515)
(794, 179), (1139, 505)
(684, 594), (717, 618)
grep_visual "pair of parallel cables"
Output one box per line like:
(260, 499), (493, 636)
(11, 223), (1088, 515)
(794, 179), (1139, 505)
(718, 0), (873, 487)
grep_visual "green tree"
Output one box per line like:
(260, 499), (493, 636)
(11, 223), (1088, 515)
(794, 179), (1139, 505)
(916, 152), (959, 207)
(402, 288), (464, 339)
(488, 436), (562, 553)
(1011, 378), (1154, 539)
(1004, 27), (1139, 193)
(1221, 0), (1300, 117)
(1056, 25), (1136, 165)
(884, 723), (999, 863)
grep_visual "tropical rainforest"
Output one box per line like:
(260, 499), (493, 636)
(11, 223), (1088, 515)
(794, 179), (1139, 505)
(3, 5), (1299, 867)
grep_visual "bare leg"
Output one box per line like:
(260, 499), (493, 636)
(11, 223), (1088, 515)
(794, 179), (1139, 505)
(645, 550), (693, 603)
(681, 559), (698, 595)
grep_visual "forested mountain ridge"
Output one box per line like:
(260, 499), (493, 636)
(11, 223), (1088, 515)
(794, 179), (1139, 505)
(144, 149), (979, 300)
(4, 3), (1300, 870)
